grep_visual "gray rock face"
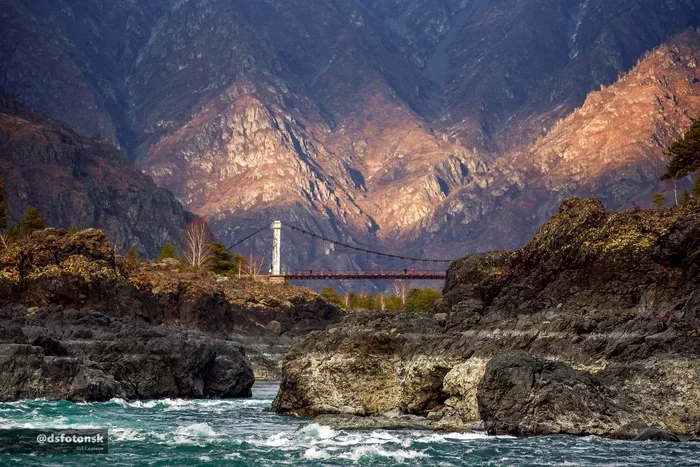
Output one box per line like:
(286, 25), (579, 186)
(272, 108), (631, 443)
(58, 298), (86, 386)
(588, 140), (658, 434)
(0, 305), (254, 402)
(633, 428), (681, 443)
(0, 93), (190, 257)
(477, 351), (629, 436)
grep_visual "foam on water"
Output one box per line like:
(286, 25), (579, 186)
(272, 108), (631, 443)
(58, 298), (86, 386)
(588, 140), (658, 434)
(340, 445), (430, 463)
(1, 382), (699, 466)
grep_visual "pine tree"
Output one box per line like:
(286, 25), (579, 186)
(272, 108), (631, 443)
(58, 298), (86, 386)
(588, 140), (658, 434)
(0, 180), (8, 230)
(661, 118), (700, 182)
(126, 247), (138, 264)
(67, 226), (79, 235)
(20, 206), (45, 236)
(694, 175), (700, 199)
(158, 243), (177, 260)
(5, 224), (20, 244)
(208, 242), (236, 275)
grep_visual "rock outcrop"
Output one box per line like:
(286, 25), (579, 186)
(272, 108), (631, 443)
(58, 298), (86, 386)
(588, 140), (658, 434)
(0, 305), (253, 402)
(274, 198), (700, 437)
(0, 228), (343, 382)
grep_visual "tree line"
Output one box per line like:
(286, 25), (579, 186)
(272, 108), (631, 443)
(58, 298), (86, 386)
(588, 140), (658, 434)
(320, 283), (442, 313)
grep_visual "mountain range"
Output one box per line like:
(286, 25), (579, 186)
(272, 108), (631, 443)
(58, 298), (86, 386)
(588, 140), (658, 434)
(1, 0), (699, 269)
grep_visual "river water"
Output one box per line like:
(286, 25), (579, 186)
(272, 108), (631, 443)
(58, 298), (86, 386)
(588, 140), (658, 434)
(1, 382), (698, 466)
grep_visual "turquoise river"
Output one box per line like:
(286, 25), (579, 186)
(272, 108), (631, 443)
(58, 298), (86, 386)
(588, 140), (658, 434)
(1, 382), (698, 466)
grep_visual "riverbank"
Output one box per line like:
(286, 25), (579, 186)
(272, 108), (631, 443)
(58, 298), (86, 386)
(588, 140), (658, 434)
(274, 198), (700, 438)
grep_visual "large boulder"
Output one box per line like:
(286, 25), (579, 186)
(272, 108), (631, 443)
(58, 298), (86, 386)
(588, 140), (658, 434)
(477, 351), (631, 436)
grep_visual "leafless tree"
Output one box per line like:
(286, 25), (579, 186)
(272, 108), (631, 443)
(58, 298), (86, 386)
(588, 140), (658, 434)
(244, 252), (266, 279)
(0, 234), (7, 251)
(376, 292), (386, 311)
(184, 219), (212, 268)
(391, 280), (409, 305)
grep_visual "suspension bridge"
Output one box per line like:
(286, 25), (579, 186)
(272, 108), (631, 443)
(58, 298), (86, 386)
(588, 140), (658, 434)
(226, 221), (454, 281)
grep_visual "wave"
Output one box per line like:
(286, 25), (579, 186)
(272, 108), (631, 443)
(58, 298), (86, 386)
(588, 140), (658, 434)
(296, 423), (338, 440)
(340, 445), (429, 463)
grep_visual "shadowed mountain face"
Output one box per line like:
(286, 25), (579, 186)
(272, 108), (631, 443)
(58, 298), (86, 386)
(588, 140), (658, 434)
(0, 93), (191, 257)
(1, 0), (700, 266)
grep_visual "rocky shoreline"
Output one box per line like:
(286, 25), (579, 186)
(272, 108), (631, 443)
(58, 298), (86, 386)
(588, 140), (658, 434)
(274, 198), (700, 439)
(0, 228), (342, 401)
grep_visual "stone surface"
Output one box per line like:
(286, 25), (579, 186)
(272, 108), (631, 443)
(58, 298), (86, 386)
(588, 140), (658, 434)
(0, 305), (254, 401)
(0, 93), (191, 257)
(477, 351), (629, 436)
(275, 198), (700, 437)
(633, 428), (681, 443)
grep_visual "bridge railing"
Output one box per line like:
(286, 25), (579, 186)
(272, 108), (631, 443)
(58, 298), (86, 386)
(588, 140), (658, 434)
(274, 270), (447, 280)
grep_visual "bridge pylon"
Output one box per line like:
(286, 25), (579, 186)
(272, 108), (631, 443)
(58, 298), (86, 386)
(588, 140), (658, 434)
(271, 220), (282, 276)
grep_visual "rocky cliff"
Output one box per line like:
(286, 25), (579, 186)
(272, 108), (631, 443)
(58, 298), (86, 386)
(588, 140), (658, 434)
(3, 1), (700, 269)
(0, 93), (190, 257)
(0, 228), (343, 382)
(273, 197), (700, 437)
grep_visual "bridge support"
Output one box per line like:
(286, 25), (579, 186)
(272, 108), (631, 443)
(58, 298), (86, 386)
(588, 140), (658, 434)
(271, 221), (282, 276)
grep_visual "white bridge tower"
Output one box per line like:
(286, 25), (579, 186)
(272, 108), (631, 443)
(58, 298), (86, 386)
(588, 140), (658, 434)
(271, 221), (282, 276)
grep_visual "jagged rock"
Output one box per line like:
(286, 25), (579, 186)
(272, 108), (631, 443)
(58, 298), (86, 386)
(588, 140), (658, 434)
(633, 427), (681, 442)
(477, 351), (630, 436)
(0, 306), (254, 402)
(4, 1), (700, 267)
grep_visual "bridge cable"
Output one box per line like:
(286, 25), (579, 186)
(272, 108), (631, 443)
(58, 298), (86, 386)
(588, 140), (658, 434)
(224, 224), (270, 251)
(281, 222), (457, 263)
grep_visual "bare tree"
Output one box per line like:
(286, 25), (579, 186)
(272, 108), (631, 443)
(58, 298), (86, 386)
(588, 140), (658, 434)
(184, 219), (212, 268)
(391, 280), (409, 305)
(0, 234), (7, 251)
(376, 292), (386, 311)
(243, 252), (266, 279)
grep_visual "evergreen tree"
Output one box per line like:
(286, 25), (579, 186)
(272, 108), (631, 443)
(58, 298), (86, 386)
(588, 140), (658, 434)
(208, 242), (242, 275)
(320, 287), (339, 304)
(67, 226), (79, 235)
(126, 247), (138, 264)
(6, 224), (20, 244)
(652, 193), (666, 210)
(20, 206), (45, 236)
(0, 180), (8, 230)
(694, 175), (700, 198)
(158, 243), (177, 260)
(661, 118), (700, 182)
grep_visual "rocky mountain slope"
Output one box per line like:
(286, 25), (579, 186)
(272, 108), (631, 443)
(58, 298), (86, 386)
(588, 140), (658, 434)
(0, 93), (190, 257)
(416, 30), (700, 256)
(273, 197), (700, 437)
(2, 1), (700, 267)
(0, 227), (342, 380)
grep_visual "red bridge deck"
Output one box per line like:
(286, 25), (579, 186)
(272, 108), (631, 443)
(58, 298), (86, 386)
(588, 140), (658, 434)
(275, 270), (446, 280)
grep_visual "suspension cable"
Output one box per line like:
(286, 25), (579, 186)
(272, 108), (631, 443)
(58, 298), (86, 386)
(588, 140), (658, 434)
(281, 222), (456, 263)
(224, 224), (270, 251)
